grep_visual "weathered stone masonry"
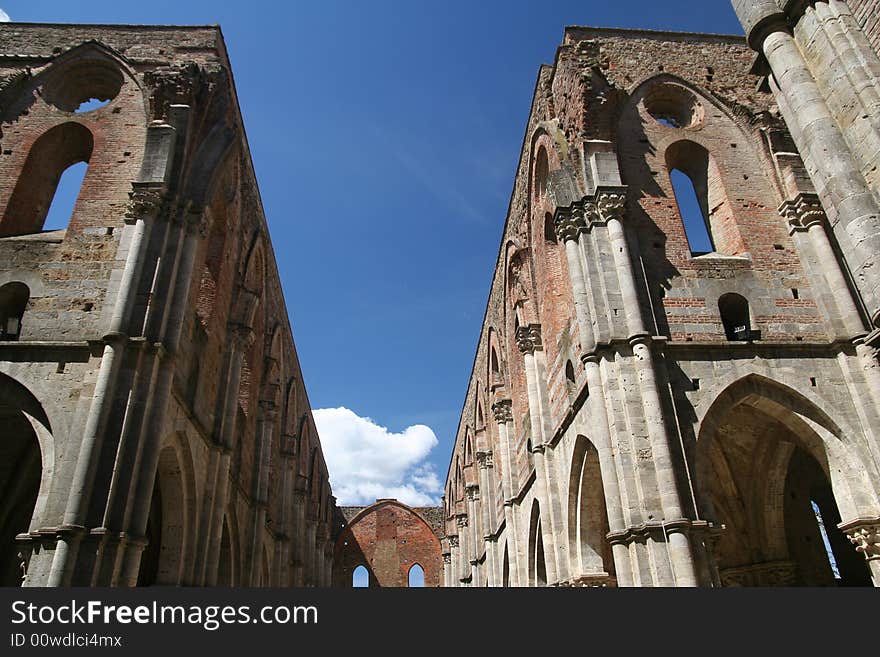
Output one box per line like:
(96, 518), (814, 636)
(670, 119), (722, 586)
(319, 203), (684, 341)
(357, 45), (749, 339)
(443, 13), (880, 587)
(0, 23), (334, 587)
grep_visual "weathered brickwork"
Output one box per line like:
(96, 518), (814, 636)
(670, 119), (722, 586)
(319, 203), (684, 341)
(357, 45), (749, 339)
(332, 501), (443, 587)
(0, 24), (334, 587)
(444, 18), (880, 587)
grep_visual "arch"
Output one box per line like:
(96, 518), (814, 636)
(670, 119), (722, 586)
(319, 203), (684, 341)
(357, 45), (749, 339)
(352, 564), (369, 588)
(528, 499), (547, 586)
(567, 436), (614, 579)
(139, 434), (196, 586)
(696, 374), (879, 523)
(0, 283), (30, 341)
(408, 563), (425, 587)
(533, 146), (550, 200)
(1, 122), (94, 237)
(217, 515), (236, 587)
(0, 374), (52, 586)
(696, 374), (878, 586)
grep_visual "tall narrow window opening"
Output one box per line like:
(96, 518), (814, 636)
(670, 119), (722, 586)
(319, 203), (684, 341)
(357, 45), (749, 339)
(1, 122), (93, 237)
(670, 168), (713, 255)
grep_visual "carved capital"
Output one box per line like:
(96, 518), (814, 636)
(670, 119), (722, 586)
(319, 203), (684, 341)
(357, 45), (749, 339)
(457, 514), (469, 529)
(126, 187), (165, 222)
(595, 189), (626, 223)
(183, 205), (209, 237)
(466, 484), (480, 501)
(258, 398), (278, 420)
(844, 521), (880, 562)
(448, 535), (460, 548)
(779, 193), (826, 230)
(492, 399), (513, 424)
(554, 206), (586, 242)
(442, 553), (452, 564)
(515, 323), (542, 355)
(476, 450), (494, 469)
(229, 323), (255, 351)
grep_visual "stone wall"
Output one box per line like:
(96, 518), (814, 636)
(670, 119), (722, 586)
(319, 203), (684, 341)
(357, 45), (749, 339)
(0, 23), (335, 587)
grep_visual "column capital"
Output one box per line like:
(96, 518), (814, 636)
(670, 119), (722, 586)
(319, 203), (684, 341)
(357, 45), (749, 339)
(442, 553), (452, 564)
(594, 186), (627, 223)
(229, 323), (255, 351)
(554, 205), (586, 242)
(841, 518), (880, 562)
(448, 535), (460, 548)
(515, 323), (542, 354)
(491, 399), (513, 424)
(466, 484), (480, 501)
(126, 186), (166, 223)
(456, 514), (469, 528)
(476, 450), (494, 469)
(779, 193), (826, 230)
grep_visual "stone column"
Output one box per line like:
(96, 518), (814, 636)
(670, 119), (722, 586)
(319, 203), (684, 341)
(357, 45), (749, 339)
(554, 201), (630, 584)
(760, 25), (880, 326)
(115, 207), (205, 587)
(600, 189), (698, 586)
(781, 194), (866, 336)
(516, 324), (562, 584)
(492, 399), (521, 586)
(841, 518), (880, 586)
(456, 514), (470, 586)
(442, 551), (452, 587)
(290, 487), (307, 586)
(448, 534), (460, 587)
(202, 323), (253, 584)
(44, 187), (163, 587)
(555, 205), (594, 349)
(477, 451), (497, 586)
(248, 399), (277, 586)
(466, 484), (481, 585)
(303, 518), (317, 586)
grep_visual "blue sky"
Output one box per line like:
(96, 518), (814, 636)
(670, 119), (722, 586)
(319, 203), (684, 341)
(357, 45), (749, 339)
(2, 1), (743, 505)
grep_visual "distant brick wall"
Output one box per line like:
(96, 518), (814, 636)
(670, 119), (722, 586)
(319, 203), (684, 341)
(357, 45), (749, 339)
(333, 501), (443, 587)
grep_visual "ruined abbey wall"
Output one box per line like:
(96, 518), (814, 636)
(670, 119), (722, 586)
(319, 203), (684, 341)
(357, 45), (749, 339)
(0, 24), (334, 587)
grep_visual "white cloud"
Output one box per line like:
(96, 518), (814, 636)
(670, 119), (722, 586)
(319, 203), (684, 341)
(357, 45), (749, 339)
(313, 407), (444, 507)
(0, 10), (10, 22)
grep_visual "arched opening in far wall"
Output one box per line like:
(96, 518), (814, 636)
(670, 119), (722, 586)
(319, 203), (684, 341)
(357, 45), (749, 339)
(697, 376), (875, 586)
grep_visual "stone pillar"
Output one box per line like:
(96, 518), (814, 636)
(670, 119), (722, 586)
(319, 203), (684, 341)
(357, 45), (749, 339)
(466, 484), (482, 585)
(290, 488), (307, 586)
(448, 534), (460, 587)
(555, 205), (594, 349)
(456, 514), (470, 586)
(492, 400), (521, 586)
(202, 323), (253, 584)
(515, 324), (561, 584)
(477, 451), (497, 586)
(248, 399), (277, 586)
(758, 22), (880, 326)
(841, 518), (880, 586)
(781, 193), (866, 336)
(44, 187), (163, 587)
(600, 188), (698, 586)
(303, 518), (317, 586)
(554, 201), (631, 584)
(442, 551), (452, 587)
(115, 207), (205, 587)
